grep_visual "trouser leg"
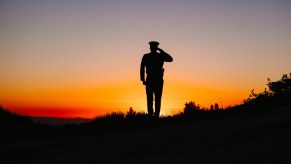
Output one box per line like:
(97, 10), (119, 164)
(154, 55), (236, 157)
(146, 84), (154, 116)
(154, 80), (164, 117)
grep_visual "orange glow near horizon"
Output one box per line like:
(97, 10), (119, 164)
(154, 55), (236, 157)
(1, 80), (250, 118)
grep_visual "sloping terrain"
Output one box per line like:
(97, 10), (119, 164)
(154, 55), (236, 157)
(2, 105), (291, 164)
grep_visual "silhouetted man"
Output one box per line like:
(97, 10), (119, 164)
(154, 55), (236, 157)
(140, 41), (173, 118)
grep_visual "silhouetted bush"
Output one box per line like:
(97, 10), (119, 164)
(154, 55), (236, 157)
(126, 107), (136, 118)
(267, 73), (291, 95)
(184, 101), (197, 113)
(244, 73), (291, 107)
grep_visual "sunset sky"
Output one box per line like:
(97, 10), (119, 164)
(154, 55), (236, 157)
(1, 0), (291, 118)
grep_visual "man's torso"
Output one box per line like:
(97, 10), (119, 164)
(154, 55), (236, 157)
(143, 52), (165, 81)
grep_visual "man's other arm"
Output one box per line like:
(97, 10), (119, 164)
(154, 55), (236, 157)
(158, 48), (173, 62)
(140, 55), (146, 85)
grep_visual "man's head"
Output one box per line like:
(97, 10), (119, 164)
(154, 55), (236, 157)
(149, 41), (159, 53)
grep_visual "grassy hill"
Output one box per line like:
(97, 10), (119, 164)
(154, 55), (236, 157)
(1, 103), (291, 164)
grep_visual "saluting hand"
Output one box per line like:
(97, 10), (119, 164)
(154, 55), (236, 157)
(157, 48), (164, 53)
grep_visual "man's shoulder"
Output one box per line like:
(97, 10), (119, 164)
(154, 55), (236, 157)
(142, 53), (151, 59)
(143, 53), (151, 56)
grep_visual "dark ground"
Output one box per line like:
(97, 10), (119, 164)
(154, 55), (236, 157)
(32, 116), (92, 126)
(1, 105), (291, 164)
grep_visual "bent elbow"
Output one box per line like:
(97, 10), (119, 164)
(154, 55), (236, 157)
(167, 57), (173, 62)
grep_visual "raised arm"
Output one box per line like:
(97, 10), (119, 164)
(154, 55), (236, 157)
(158, 48), (173, 62)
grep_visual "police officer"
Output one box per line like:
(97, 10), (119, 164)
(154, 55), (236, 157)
(140, 41), (173, 118)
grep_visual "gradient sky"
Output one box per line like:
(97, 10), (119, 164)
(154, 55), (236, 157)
(1, 0), (291, 118)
